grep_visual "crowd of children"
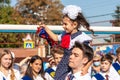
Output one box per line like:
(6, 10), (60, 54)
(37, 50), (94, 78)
(0, 42), (120, 80)
(0, 5), (120, 80)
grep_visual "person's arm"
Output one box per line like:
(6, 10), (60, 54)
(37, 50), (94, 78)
(38, 22), (58, 41)
(19, 57), (31, 66)
(81, 60), (93, 75)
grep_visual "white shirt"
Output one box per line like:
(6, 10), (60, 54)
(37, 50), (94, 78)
(65, 71), (92, 80)
(110, 61), (120, 76)
(0, 69), (21, 80)
(44, 66), (57, 80)
(92, 71), (120, 80)
(33, 74), (44, 80)
(58, 31), (92, 49)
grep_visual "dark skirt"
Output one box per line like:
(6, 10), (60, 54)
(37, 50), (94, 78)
(54, 49), (71, 80)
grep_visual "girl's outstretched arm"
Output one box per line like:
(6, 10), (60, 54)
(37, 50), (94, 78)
(38, 22), (58, 41)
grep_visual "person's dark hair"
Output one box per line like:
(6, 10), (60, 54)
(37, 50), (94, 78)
(25, 55), (46, 80)
(72, 41), (94, 63)
(101, 54), (113, 64)
(63, 13), (94, 35)
(116, 47), (120, 56)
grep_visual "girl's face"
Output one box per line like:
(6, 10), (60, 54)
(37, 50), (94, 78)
(0, 54), (12, 69)
(62, 17), (77, 34)
(30, 59), (42, 74)
(101, 60), (111, 72)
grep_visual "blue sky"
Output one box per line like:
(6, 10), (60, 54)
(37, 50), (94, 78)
(11, 0), (120, 26)
(61, 0), (120, 26)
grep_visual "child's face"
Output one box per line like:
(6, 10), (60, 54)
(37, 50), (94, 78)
(62, 17), (77, 34)
(0, 54), (12, 69)
(101, 60), (111, 72)
(54, 53), (63, 65)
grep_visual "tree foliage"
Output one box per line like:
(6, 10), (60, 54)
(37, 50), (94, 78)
(0, 0), (26, 48)
(16, 0), (64, 25)
(111, 6), (120, 42)
(112, 6), (120, 26)
(0, 0), (64, 48)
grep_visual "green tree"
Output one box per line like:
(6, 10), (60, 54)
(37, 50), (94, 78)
(16, 0), (64, 25)
(0, 1), (26, 48)
(111, 6), (120, 42)
(112, 6), (120, 26)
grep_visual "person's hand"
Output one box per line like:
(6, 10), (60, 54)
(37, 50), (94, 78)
(38, 22), (46, 29)
(81, 68), (88, 76)
(47, 55), (55, 66)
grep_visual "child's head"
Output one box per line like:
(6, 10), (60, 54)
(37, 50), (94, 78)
(51, 46), (64, 65)
(62, 5), (93, 34)
(69, 41), (94, 69)
(93, 54), (101, 67)
(116, 47), (120, 63)
(0, 49), (13, 69)
(100, 54), (113, 73)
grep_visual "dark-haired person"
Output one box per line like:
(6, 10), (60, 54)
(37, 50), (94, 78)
(22, 55), (46, 80)
(38, 5), (93, 80)
(65, 42), (94, 80)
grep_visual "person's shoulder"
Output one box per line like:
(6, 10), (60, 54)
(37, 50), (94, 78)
(93, 73), (104, 80)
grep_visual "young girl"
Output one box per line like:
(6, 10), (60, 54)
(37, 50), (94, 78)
(0, 49), (21, 80)
(22, 55), (46, 80)
(38, 5), (93, 80)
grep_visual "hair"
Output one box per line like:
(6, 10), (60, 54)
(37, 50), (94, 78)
(25, 55), (46, 80)
(72, 41), (94, 63)
(63, 13), (94, 34)
(0, 49), (15, 80)
(51, 46), (64, 57)
(101, 54), (113, 64)
(116, 47), (120, 56)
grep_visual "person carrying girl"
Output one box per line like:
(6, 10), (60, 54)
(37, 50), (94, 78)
(37, 5), (94, 80)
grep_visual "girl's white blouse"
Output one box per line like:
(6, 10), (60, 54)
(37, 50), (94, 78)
(0, 69), (21, 80)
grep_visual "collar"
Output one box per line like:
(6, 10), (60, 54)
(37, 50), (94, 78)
(73, 71), (82, 78)
(71, 31), (82, 39)
(100, 71), (110, 77)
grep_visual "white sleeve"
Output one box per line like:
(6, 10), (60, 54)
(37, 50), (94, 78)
(58, 34), (62, 41)
(14, 69), (21, 80)
(44, 72), (54, 80)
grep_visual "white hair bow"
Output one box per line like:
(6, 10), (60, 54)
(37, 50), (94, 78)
(62, 5), (82, 20)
